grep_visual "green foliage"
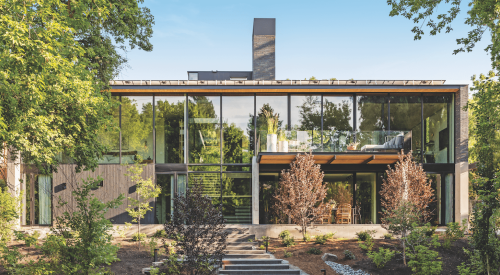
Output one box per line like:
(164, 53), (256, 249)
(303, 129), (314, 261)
(0, 243), (24, 273)
(383, 233), (393, 240)
(282, 236), (295, 247)
(23, 231), (40, 248)
(125, 157), (162, 244)
(314, 233), (334, 245)
(307, 247), (322, 255)
(359, 236), (374, 252)
(0, 0), (153, 173)
(146, 237), (164, 258)
(367, 248), (395, 268)
(344, 250), (356, 260)
(405, 223), (440, 253)
(303, 233), (311, 242)
(356, 230), (376, 241)
(279, 230), (291, 240)
(259, 245), (266, 250)
(132, 233), (147, 242)
(284, 249), (293, 258)
(0, 188), (22, 243)
(153, 229), (168, 238)
(261, 236), (270, 246)
(407, 245), (442, 275)
(248, 238), (255, 242)
(443, 220), (466, 249)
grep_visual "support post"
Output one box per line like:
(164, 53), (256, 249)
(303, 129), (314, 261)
(252, 156), (259, 224)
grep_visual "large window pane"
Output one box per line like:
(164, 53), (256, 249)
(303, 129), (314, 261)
(121, 96), (154, 164)
(324, 173), (353, 224)
(98, 96), (120, 164)
(222, 96), (254, 163)
(155, 174), (173, 224)
(290, 95), (321, 152)
(256, 96), (287, 152)
(155, 96), (185, 164)
(188, 173), (220, 206)
(259, 173), (282, 224)
(222, 173), (252, 224)
(323, 96), (354, 152)
(188, 96), (221, 164)
(23, 174), (52, 225)
(356, 173), (377, 224)
(390, 95), (422, 162)
(357, 94), (388, 131)
(423, 95), (454, 163)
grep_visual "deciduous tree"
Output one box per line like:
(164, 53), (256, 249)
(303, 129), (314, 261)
(273, 152), (330, 237)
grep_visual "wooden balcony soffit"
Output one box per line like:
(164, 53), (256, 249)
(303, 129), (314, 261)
(257, 153), (400, 165)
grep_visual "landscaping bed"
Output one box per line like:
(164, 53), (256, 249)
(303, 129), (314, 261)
(266, 237), (469, 275)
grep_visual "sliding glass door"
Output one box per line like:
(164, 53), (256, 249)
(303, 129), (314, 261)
(155, 173), (186, 224)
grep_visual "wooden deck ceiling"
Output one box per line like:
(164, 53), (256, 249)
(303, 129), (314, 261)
(258, 152), (400, 165)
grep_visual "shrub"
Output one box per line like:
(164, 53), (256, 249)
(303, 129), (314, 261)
(259, 245), (265, 250)
(303, 233), (311, 242)
(356, 230), (376, 241)
(153, 229), (167, 238)
(0, 186), (22, 243)
(248, 238), (255, 242)
(367, 247), (395, 268)
(284, 250), (293, 258)
(282, 236), (295, 247)
(279, 230), (290, 240)
(314, 233), (334, 245)
(405, 223), (440, 255)
(344, 250), (356, 260)
(407, 245), (442, 275)
(261, 236), (270, 246)
(132, 232), (147, 241)
(443, 221), (466, 249)
(146, 237), (164, 257)
(307, 247), (322, 255)
(383, 233), (393, 240)
(359, 236), (374, 252)
(422, 225), (437, 237)
(163, 253), (181, 274)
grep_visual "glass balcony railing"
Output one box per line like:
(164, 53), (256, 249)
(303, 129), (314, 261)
(257, 130), (412, 153)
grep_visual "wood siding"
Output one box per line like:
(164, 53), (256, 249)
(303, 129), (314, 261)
(52, 164), (156, 224)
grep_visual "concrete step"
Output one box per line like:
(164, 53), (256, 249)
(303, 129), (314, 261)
(225, 250), (266, 255)
(226, 245), (253, 250)
(226, 234), (255, 238)
(219, 270), (300, 275)
(224, 264), (290, 270)
(223, 254), (272, 259)
(227, 236), (256, 242)
(222, 259), (283, 265)
(227, 242), (258, 246)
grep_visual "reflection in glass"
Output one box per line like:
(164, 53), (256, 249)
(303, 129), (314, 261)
(121, 96), (154, 163)
(324, 174), (353, 224)
(23, 175), (52, 225)
(323, 96), (354, 152)
(290, 95), (321, 152)
(357, 95), (388, 131)
(390, 95), (422, 162)
(444, 174), (454, 224)
(423, 95), (454, 163)
(188, 96), (221, 164)
(155, 96), (185, 164)
(222, 96), (254, 164)
(155, 174), (173, 224)
(427, 173), (442, 225)
(98, 96), (120, 164)
(188, 173), (221, 206)
(256, 96), (287, 153)
(259, 173), (282, 224)
(356, 173), (376, 224)
(222, 173), (252, 224)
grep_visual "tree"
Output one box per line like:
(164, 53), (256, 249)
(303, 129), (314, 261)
(380, 151), (434, 265)
(125, 157), (161, 248)
(0, 0), (153, 173)
(0, 186), (21, 243)
(273, 152), (330, 237)
(164, 179), (227, 275)
(387, 0), (500, 70)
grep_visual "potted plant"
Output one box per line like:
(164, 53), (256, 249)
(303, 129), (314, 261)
(263, 109), (279, 152)
(278, 130), (288, 152)
(347, 142), (360, 151)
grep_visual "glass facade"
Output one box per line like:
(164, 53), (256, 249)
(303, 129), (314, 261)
(155, 96), (185, 164)
(390, 95), (422, 161)
(423, 95), (454, 163)
(121, 96), (154, 164)
(98, 96), (120, 164)
(222, 173), (252, 223)
(222, 96), (254, 164)
(256, 96), (287, 153)
(188, 96), (221, 164)
(23, 175), (52, 225)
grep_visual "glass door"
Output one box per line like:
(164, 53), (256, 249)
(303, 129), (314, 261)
(155, 173), (186, 224)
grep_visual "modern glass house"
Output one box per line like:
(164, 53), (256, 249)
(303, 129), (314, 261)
(11, 18), (469, 228)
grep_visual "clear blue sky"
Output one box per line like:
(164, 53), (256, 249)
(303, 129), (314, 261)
(118, 0), (491, 86)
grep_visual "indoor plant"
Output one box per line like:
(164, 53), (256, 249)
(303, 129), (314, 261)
(263, 109), (279, 152)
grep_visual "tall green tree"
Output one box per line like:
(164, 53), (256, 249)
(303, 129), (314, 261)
(0, 0), (153, 173)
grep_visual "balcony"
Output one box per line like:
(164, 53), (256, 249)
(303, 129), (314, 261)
(257, 130), (412, 165)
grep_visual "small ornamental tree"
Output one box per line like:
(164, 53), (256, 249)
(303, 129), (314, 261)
(380, 150), (435, 265)
(125, 156), (162, 247)
(164, 178), (227, 275)
(273, 152), (330, 237)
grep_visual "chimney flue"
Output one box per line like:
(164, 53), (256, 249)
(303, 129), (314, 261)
(252, 18), (275, 80)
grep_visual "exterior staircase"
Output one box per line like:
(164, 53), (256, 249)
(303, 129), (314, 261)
(220, 228), (301, 275)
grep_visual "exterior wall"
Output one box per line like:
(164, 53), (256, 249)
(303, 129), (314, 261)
(52, 164), (155, 224)
(455, 85), (469, 224)
(252, 34), (275, 80)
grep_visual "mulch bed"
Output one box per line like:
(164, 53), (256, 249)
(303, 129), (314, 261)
(1, 236), (469, 275)
(268, 237), (470, 275)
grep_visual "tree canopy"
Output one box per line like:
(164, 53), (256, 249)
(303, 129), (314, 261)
(0, 0), (154, 173)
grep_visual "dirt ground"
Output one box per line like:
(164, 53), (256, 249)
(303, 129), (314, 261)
(1, 236), (469, 275)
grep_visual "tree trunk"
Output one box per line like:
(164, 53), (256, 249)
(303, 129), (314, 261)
(138, 216), (141, 251)
(402, 230), (406, 266)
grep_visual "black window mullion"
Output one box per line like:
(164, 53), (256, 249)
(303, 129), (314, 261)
(254, 94), (257, 156)
(153, 95), (156, 164)
(387, 93), (390, 131)
(320, 94), (324, 151)
(220, 94), (223, 210)
(353, 94), (357, 131)
(287, 94), (291, 130)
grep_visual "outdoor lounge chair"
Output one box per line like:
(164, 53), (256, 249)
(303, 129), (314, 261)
(335, 203), (352, 224)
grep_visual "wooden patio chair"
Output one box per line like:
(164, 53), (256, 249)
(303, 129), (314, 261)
(335, 203), (352, 224)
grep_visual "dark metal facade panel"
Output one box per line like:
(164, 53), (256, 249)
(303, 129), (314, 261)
(253, 18), (276, 35)
(110, 85), (463, 91)
(187, 71), (253, 81)
(455, 85), (469, 163)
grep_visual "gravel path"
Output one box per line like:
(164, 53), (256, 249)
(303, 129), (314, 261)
(324, 261), (370, 275)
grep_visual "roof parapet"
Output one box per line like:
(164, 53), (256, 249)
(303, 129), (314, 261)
(110, 80), (447, 86)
